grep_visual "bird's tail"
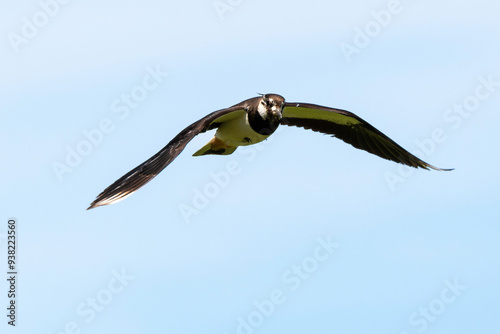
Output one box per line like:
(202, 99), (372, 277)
(193, 136), (237, 156)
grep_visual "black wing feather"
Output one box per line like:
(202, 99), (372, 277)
(282, 102), (452, 171)
(87, 104), (247, 209)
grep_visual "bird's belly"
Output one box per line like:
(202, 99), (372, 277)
(215, 116), (269, 146)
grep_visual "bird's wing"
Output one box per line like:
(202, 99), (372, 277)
(87, 104), (248, 209)
(281, 102), (452, 171)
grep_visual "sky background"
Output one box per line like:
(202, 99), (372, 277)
(1, 0), (500, 333)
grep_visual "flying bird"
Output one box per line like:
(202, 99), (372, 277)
(88, 94), (452, 209)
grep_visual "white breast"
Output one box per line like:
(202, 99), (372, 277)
(215, 113), (269, 147)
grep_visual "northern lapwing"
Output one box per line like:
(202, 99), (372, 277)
(88, 94), (452, 209)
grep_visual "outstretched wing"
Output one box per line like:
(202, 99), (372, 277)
(87, 104), (248, 209)
(282, 102), (452, 171)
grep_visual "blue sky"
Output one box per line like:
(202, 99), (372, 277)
(1, 0), (500, 333)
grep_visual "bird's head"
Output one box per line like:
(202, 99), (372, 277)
(259, 94), (285, 119)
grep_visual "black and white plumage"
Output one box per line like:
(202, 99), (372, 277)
(87, 94), (452, 209)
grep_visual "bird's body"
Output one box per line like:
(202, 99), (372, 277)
(88, 94), (452, 209)
(193, 95), (283, 156)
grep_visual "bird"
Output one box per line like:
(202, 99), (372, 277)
(87, 93), (452, 209)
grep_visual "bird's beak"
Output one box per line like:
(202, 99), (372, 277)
(272, 106), (282, 118)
